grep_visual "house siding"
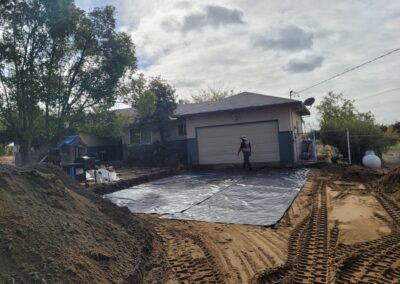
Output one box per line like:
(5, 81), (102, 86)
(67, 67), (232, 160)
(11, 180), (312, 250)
(122, 105), (304, 166)
(278, 131), (295, 162)
(185, 106), (292, 139)
(290, 109), (305, 161)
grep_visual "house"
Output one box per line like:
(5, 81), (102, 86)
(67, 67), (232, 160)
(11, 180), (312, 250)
(122, 92), (310, 166)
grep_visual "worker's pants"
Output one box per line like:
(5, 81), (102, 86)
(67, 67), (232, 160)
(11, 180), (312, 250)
(242, 152), (252, 170)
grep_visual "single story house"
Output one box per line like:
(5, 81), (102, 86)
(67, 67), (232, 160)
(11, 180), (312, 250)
(122, 92), (310, 166)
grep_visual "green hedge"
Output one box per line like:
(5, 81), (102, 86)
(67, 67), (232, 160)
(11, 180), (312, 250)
(126, 140), (187, 166)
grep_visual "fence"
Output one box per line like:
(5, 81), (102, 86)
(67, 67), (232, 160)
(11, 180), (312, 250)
(299, 129), (400, 165)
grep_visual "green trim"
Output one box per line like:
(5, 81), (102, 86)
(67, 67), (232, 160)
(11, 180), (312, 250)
(187, 138), (198, 165)
(279, 131), (294, 162)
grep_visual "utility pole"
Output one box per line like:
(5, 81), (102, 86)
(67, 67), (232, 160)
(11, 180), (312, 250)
(346, 128), (352, 165)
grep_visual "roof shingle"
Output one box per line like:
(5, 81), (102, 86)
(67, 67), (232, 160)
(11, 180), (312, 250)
(174, 92), (309, 116)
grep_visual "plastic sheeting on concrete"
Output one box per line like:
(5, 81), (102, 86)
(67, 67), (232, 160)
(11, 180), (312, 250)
(104, 168), (309, 226)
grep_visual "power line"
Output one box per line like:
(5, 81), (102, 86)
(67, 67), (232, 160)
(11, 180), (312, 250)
(354, 87), (400, 101)
(295, 47), (400, 94)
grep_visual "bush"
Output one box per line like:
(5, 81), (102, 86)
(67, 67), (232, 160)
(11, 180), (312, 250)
(126, 142), (169, 166)
(126, 141), (187, 167)
(0, 144), (13, 156)
(317, 92), (391, 163)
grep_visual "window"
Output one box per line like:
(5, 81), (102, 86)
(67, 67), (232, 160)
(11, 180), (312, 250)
(130, 129), (140, 145)
(130, 128), (152, 145)
(178, 123), (187, 137)
(140, 129), (152, 145)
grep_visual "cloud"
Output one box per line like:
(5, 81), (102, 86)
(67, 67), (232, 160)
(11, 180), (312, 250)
(76, 0), (400, 125)
(286, 54), (324, 73)
(182, 5), (244, 32)
(254, 26), (313, 51)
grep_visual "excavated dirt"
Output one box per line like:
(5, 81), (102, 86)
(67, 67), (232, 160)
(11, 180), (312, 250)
(377, 167), (400, 202)
(0, 165), (166, 283)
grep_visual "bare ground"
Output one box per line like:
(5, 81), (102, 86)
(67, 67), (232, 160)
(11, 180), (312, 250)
(142, 167), (399, 283)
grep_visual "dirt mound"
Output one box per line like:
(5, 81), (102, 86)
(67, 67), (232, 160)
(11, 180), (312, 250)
(377, 167), (400, 192)
(313, 162), (386, 184)
(377, 167), (400, 203)
(0, 165), (166, 283)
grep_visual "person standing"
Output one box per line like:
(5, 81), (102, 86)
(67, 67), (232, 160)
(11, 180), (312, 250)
(238, 136), (252, 170)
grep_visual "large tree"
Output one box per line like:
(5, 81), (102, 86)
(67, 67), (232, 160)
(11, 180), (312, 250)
(317, 92), (390, 163)
(0, 0), (136, 164)
(148, 77), (177, 144)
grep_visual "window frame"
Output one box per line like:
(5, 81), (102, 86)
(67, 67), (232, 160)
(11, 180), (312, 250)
(139, 128), (152, 145)
(177, 123), (187, 137)
(129, 128), (152, 145)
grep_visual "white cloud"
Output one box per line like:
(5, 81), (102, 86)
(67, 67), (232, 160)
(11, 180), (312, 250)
(76, 0), (400, 126)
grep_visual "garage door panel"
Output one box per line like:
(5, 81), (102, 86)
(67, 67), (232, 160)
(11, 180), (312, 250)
(197, 121), (280, 164)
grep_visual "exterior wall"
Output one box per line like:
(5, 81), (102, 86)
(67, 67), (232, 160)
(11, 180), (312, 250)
(278, 131), (295, 163)
(185, 106), (292, 139)
(290, 109), (304, 161)
(184, 106), (296, 165)
(122, 106), (304, 165)
(165, 119), (187, 141)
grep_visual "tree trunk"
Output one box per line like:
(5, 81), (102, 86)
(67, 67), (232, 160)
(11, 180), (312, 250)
(18, 138), (33, 166)
(158, 126), (166, 166)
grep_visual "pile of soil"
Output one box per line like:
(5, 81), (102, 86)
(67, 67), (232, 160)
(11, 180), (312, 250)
(377, 167), (400, 201)
(313, 162), (386, 184)
(0, 165), (166, 283)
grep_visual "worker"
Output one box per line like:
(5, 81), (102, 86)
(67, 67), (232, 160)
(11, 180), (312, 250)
(238, 136), (252, 170)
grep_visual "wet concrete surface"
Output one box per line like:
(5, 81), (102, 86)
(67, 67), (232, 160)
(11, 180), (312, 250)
(104, 168), (309, 226)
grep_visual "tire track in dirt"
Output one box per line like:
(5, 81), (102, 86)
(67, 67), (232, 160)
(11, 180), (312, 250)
(254, 177), (331, 284)
(153, 225), (224, 283)
(334, 191), (400, 283)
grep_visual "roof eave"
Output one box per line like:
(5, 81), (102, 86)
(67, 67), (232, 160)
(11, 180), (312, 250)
(173, 101), (310, 118)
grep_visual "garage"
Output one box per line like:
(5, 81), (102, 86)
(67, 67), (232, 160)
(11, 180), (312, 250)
(197, 121), (280, 165)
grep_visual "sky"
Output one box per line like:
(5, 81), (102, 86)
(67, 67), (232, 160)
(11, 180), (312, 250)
(76, 0), (400, 129)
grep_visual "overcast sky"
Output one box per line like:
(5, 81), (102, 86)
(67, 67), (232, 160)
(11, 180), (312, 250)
(77, 0), (400, 128)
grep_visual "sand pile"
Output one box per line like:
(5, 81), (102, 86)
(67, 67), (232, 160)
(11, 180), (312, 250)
(0, 165), (165, 283)
(377, 167), (400, 202)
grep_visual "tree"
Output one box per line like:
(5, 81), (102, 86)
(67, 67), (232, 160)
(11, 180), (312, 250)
(75, 111), (129, 139)
(148, 77), (177, 143)
(135, 90), (157, 120)
(317, 92), (390, 163)
(191, 86), (234, 103)
(0, 1), (136, 165)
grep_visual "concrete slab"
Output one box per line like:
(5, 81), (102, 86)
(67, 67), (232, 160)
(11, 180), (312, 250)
(104, 168), (309, 226)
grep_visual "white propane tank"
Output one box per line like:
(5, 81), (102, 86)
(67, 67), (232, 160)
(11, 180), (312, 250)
(362, 150), (381, 169)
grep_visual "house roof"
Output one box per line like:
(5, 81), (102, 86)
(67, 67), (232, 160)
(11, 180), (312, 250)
(79, 134), (118, 147)
(174, 92), (310, 117)
(114, 107), (136, 117)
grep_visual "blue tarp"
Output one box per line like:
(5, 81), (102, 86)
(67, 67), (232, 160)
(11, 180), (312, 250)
(62, 136), (78, 145)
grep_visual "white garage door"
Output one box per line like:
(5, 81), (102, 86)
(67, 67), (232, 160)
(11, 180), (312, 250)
(197, 121), (280, 165)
